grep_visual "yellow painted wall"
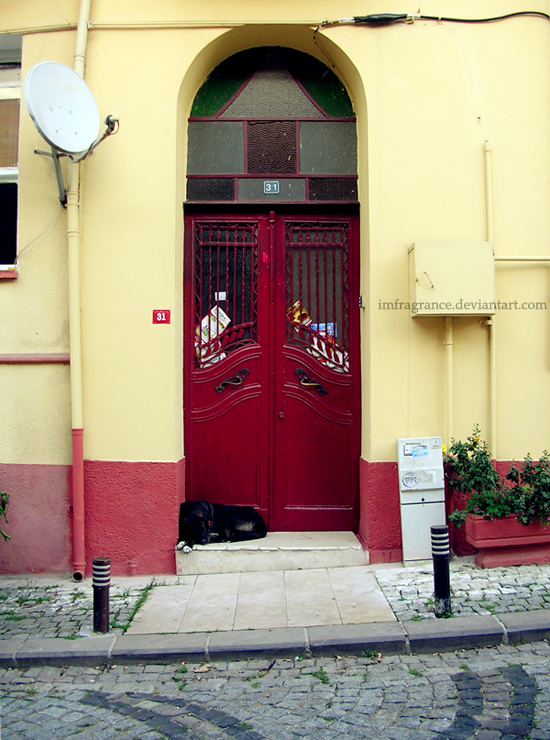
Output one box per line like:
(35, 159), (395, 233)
(0, 26), (76, 466)
(2, 0), (550, 467)
(352, 5), (550, 460)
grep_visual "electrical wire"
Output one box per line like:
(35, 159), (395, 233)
(417, 11), (550, 24)
(16, 202), (63, 263)
(316, 10), (550, 33)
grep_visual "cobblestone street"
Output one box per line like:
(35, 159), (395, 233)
(2, 642), (550, 739)
(3, 562), (550, 738)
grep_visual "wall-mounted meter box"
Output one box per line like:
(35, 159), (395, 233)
(409, 241), (495, 316)
(397, 436), (446, 560)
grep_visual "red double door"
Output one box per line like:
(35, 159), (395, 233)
(184, 209), (360, 531)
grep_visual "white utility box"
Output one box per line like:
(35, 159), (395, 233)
(409, 241), (495, 316)
(397, 436), (446, 561)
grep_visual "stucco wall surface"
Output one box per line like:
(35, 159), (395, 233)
(0, 463), (71, 573)
(83, 458), (184, 576)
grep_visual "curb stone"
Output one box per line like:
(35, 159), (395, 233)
(1, 610), (550, 667)
(403, 615), (505, 653)
(111, 633), (207, 664)
(308, 622), (406, 656)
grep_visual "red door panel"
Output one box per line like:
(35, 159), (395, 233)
(271, 349), (358, 529)
(271, 216), (360, 530)
(184, 210), (360, 531)
(184, 215), (270, 518)
(190, 347), (268, 512)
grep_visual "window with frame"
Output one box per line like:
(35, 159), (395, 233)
(0, 36), (21, 276)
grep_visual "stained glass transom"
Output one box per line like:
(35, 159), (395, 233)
(187, 47), (357, 203)
(221, 50), (323, 119)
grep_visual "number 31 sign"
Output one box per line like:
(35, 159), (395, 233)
(153, 310), (171, 324)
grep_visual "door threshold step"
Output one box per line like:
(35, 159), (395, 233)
(175, 531), (368, 575)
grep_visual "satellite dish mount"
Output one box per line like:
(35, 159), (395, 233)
(24, 61), (119, 206)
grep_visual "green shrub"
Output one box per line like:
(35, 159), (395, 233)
(445, 426), (550, 528)
(506, 452), (550, 526)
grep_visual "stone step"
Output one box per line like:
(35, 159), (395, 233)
(175, 531), (368, 575)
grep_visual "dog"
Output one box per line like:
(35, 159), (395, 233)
(176, 500), (267, 553)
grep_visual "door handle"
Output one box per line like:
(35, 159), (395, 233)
(295, 368), (328, 396)
(215, 368), (250, 393)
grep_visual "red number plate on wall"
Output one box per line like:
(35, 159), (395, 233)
(153, 310), (171, 324)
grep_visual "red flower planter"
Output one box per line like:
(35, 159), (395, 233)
(465, 514), (550, 567)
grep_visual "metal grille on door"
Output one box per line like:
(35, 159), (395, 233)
(194, 223), (258, 368)
(285, 222), (350, 373)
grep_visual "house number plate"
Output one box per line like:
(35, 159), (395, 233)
(263, 180), (280, 194)
(153, 310), (171, 324)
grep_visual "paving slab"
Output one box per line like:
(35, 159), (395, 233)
(285, 569), (342, 626)
(308, 622), (407, 656)
(233, 571), (288, 630)
(126, 581), (196, 635)
(327, 567), (396, 624)
(4, 558), (550, 665)
(179, 572), (240, 632)
(404, 615), (505, 653)
(15, 635), (115, 667)
(111, 632), (208, 664)
(498, 608), (550, 645)
(208, 627), (307, 660)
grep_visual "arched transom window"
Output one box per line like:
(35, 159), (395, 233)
(187, 47), (357, 203)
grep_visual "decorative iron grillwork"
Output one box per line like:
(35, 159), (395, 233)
(286, 222), (350, 372)
(194, 223), (258, 367)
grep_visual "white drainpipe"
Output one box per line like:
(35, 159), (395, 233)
(69, 0), (92, 581)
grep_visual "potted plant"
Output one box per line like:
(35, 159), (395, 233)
(446, 426), (550, 567)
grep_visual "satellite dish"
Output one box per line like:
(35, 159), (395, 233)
(24, 61), (100, 156)
(24, 61), (118, 205)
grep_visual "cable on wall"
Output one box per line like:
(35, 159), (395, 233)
(315, 11), (550, 34)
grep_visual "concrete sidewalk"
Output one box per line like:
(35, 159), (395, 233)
(2, 558), (550, 666)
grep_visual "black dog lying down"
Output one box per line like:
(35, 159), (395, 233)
(176, 500), (267, 553)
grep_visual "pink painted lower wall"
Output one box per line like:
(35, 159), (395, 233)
(1, 454), (519, 575)
(83, 458), (185, 577)
(0, 459), (185, 576)
(358, 458), (403, 563)
(357, 457), (519, 562)
(0, 463), (71, 574)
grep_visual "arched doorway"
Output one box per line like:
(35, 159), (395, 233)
(184, 47), (360, 531)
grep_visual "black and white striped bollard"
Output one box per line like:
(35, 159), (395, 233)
(431, 525), (452, 618)
(92, 556), (110, 633)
